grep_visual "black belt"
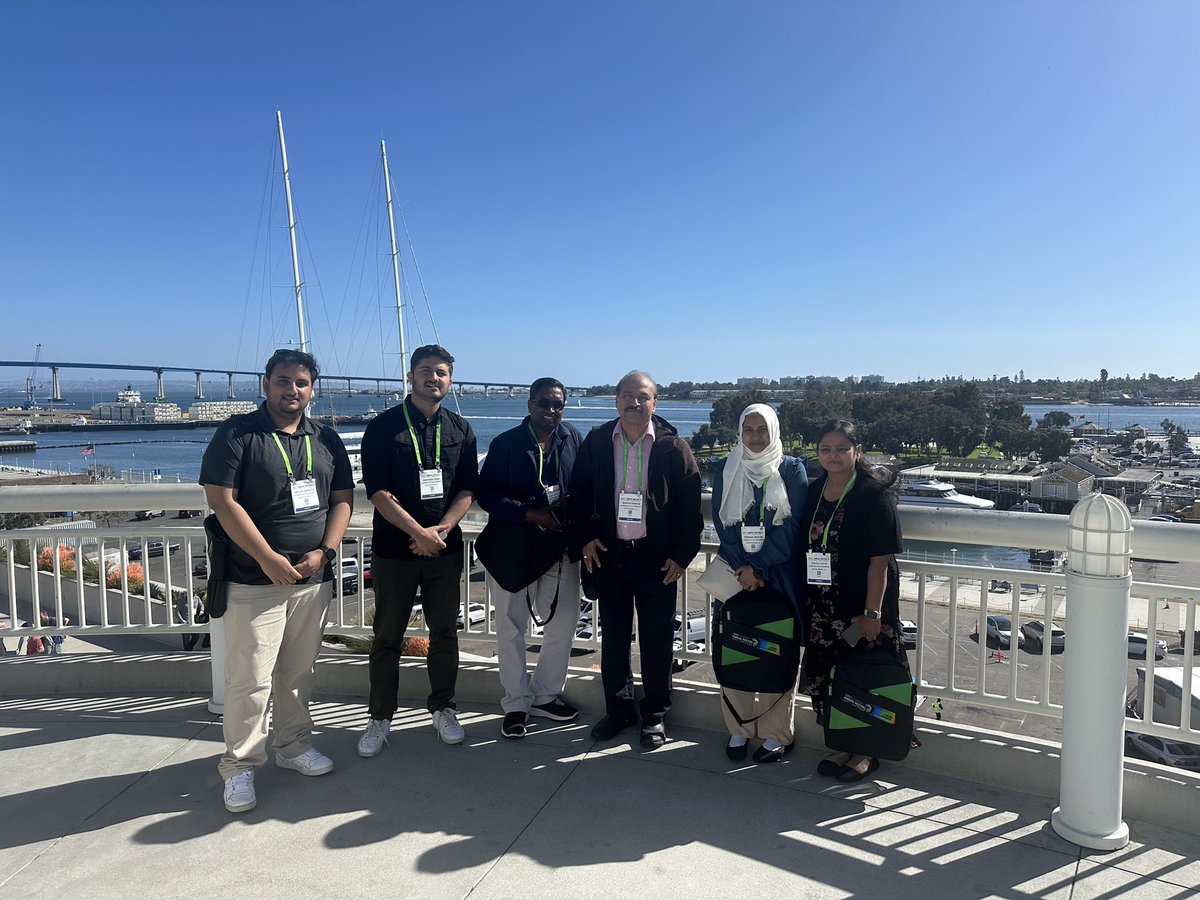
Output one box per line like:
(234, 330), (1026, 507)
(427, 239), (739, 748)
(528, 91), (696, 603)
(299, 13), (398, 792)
(618, 538), (645, 550)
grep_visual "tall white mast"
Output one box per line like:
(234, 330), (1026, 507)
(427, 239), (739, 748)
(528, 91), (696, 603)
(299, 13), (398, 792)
(381, 138), (408, 398)
(277, 110), (308, 353)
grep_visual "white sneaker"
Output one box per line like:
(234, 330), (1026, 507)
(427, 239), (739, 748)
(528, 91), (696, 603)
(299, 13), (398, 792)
(274, 747), (334, 776)
(357, 718), (391, 758)
(432, 708), (465, 745)
(223, 771), (256, 813)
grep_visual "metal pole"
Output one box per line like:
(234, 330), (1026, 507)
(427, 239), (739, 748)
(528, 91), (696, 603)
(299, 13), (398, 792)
(278, 110), (308, 354)
(1051, 493), (1132, 850)
(381, 139), (408, 396)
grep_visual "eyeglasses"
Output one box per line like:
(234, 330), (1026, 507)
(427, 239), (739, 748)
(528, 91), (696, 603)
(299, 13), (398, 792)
(533, 399), (565, 411)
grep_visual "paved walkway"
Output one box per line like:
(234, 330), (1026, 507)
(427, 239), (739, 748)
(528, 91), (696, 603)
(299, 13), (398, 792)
(2, 694), (1198, 898)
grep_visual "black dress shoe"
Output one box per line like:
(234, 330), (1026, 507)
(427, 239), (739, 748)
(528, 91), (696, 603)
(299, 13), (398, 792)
(726, 739), (748, 761)
(590, 713), (637, 741)
(752, 742), (795, 764)
(836, 756), (880, 782)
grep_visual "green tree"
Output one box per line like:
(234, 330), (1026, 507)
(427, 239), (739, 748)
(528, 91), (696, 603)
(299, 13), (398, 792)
(1038, 410), (1073, 430)
(1036, 430), (1072, 461)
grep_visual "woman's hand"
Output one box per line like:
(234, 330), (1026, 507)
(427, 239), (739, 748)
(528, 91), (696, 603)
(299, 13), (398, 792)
(853, 614), (883, 642)
(735, 565), (761, 591)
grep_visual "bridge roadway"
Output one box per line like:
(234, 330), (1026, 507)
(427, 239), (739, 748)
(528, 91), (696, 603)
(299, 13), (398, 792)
(1, 359), (583, 402)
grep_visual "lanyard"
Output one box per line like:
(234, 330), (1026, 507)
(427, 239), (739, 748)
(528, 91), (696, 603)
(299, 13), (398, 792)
(271, 432), (312, 482)
(747, 475), (769, 526)
(403, 402), (441, 469)
(527, 424), (559, 488)
(809, 472), (856, 550)
(622, 435), (644, 493)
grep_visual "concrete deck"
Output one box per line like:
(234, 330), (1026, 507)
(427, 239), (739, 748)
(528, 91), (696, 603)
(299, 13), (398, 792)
(2, 662), (1199, 898)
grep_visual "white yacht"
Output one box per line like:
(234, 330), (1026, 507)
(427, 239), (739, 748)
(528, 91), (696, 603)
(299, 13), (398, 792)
(898, 480), (995, 510)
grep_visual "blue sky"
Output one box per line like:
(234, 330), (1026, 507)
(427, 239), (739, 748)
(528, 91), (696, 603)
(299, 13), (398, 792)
(2, 3), (1198, 389)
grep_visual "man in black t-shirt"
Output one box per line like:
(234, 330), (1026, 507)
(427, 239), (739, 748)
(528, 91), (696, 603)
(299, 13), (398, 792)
(200, 349), (353, 814)
(356, 344), (478, 755)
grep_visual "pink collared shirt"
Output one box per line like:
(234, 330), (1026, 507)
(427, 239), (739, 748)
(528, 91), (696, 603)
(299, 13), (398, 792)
(612, 419), (655, 540)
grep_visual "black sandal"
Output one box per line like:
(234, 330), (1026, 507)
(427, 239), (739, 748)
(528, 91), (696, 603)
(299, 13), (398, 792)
(817, 752), (851, 777)
(836, 756), (879, 783)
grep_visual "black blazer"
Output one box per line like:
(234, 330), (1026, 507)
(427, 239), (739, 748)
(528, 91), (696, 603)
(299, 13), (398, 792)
(568, 415), (703, 580)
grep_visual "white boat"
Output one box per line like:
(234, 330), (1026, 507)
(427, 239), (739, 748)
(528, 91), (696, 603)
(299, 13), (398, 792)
(898, 480), (995, 510)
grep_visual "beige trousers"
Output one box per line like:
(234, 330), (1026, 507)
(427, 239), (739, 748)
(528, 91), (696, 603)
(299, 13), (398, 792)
(218, 581), (332, 780)
(721, 684), (798, 746)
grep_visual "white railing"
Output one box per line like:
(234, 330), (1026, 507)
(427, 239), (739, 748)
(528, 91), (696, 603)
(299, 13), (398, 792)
(2, 486), (1197, 754)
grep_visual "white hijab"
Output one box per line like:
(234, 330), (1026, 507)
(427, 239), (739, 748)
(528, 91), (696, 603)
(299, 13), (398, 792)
(718, 403), (791, 527)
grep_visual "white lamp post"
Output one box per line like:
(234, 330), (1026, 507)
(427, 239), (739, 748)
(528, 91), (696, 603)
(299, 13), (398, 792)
(1051, 492), (1132, 849)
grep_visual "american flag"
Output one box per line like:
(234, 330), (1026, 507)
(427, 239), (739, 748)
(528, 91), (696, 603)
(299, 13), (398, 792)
(80, 444), (94, 457)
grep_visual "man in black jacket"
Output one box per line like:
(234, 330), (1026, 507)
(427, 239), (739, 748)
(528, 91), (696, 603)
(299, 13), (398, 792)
(476, 377), (583, 739)
(569, 371), (703, 748)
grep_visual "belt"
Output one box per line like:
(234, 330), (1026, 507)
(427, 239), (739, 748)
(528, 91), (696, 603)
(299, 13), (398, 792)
(618, 538), (646, 551)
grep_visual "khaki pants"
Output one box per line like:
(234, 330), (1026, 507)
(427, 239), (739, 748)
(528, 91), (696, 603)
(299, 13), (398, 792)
(218, 581), (332, 780)
(721, 684), (797, 746)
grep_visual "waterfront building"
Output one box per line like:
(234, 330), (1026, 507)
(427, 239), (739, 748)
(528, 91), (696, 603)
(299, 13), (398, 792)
(187, 399), (258, 422)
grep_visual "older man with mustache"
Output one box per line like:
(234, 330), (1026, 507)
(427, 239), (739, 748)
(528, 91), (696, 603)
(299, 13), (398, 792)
(568, 371), (703, 748)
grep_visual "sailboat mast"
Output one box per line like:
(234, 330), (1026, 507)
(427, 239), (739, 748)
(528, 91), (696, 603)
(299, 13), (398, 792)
(380, 139), (408, 398)
(277, 110), (308, 353)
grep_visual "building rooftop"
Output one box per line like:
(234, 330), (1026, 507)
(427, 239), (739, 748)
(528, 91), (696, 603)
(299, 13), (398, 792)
(2, 656), (1199, 898)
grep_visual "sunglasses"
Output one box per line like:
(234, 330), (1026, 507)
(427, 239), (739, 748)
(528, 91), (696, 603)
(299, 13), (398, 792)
(533, 399), (565, 411)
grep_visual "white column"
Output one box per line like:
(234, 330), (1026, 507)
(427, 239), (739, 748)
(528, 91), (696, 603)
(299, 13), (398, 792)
(1051, 492), (1132, 850)
(207, 616), (226, 715)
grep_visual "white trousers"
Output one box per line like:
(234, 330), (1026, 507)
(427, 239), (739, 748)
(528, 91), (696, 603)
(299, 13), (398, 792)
(218, 581), (331, 780)
(488, 558), (580, 714)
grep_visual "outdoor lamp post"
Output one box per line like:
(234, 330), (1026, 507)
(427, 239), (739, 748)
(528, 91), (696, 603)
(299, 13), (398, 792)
(1051, 491), (1133, 850)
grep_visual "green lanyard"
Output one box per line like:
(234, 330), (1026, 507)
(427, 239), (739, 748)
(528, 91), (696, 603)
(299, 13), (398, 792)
(271, 432), (312, 482)
(403, 402), (441, 469)
(527, 424), (559, 488)
(622, 436), (644, 493)
(809, 472), (857, 550)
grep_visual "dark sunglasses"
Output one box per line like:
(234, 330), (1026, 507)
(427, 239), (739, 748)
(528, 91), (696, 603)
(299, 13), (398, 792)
(533, 399), (565, 411)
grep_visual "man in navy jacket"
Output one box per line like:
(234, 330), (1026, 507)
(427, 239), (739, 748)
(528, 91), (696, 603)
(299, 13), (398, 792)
(476, 377), (583, 739)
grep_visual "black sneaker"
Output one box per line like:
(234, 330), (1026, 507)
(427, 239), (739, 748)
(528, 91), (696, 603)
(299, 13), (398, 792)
(529, 698), (579, 722)
(501, 711), (528, 739)
(590, 713), (637, 741)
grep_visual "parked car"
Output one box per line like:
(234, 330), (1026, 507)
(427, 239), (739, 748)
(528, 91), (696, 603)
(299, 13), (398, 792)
(1126, 733), (1200, 768)
(192, 559), (208, 578)
(127, 540), (180, 560)
(362, 559), (372, 589)
(135, 510), (164, 520)
(673, 613), (707, 645)
(457, 602), (490, 629)
(989, 579), (1012, 593)
(339, 559), (359, 596)
(1020, 620), (1065, 652)
(899, 620), (918, 648)
(1127, 633), (1167, 660)
(176, 509), (201, 518)
(975, 615), (1023, 649)
(1146, 515), (1181, 523)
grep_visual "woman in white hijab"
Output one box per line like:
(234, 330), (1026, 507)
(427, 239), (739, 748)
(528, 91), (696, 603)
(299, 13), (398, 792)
(711, 404), (808, 763)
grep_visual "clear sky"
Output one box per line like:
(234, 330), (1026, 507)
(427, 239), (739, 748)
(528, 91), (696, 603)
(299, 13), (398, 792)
(2, 2), (1198, 389)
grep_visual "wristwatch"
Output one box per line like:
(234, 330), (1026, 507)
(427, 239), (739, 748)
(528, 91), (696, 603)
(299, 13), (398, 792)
(863, 609), (882, 620)
(319, 545), (337, 563)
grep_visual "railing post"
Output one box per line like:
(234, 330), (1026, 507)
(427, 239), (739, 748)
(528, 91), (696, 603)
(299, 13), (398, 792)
(207, 616), (226, 715)
(1051, 493), (1132, 850)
